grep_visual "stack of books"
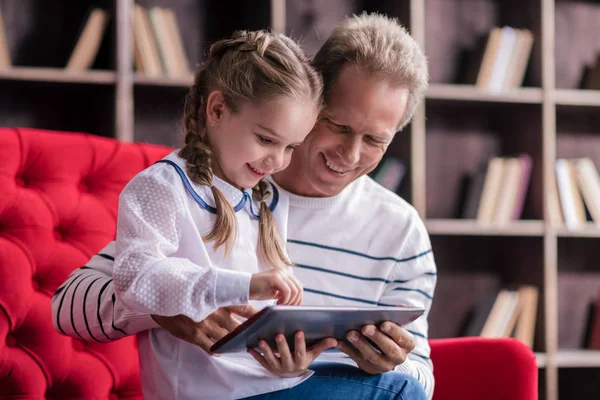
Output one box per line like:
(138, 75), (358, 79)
(132, 4), (191, 78)
(465, 285), (539, 349)
(552, 158), (600, 230)
(465, 26), (534, 93)
(460, 155), (533, 224)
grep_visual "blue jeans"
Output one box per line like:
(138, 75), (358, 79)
(243, 362), (427, 400)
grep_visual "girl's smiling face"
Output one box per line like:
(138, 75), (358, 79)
(205, 90), (319, 189)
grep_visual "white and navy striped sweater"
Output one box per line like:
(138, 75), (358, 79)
(51, 174), (437, 399)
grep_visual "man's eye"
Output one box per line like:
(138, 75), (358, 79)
(257, 135), (272, 144)
(367, 136), (384, 144)
(325, 119), (344, 131)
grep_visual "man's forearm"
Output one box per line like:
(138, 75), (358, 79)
(51, 246), (158, 342)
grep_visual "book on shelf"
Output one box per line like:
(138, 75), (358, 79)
(133, 4), (191, 78)
(548, 167), (565, 227)
(556, 159), (587, 230)
(461, 163), (487, 219)
(572, 158), (600, 226)
(555, 158), (600, 229)
(471, 27), (534, 92)
(0, 6), (11, 69)
(476, 157), (505, 224)
(162, 8), (191, 77)
(148, 7), (176, 76)
(133, 4), (163, 76)
(587, 289), (600, 350)
(66, 8), (110, 72)
(480, 289), (520, 338)
(463, 283), (501, 337)
(583, 54), (600, 90)
(370, 157), (406, 193)
(513, 285), (539, 348)
(473, 155), (532, 225)
(468, 285), (538, 348)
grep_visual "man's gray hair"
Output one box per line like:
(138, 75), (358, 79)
(313, 12), (429, 131)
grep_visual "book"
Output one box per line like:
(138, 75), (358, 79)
(477, 157), (505, 224)
(493, 157), (521, 224)
(501, 29), (525, 91)
(371, 157), (406, 193)
(488, 26), (517, 93)
(512, 154), (533, 220)
(582, 299), (596, 349)
(584, 55), (600, 90)
(66, 8), (109, 71)
(567, 160), (588, 224)
(463, 285), (501, 337)
(148, 7), (179, 77)
(556, 159), (584, 230)
(508, 30), (534, 88)
(462, 164), (487, 219)
(133, 4), (163, 76)
(162, 8), (191, 77)
(474, 27), (534, 91)
(0, 6), (11, 69)
(480, 289), (519, 338)
(513, 286), (539, 348)
(476, 28), (502, 88)
(588, 290), (600, 350)
(572, 158), (600, 225)
(548, 171), (565, 227)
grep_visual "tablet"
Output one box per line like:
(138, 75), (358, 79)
(210, 305), (425, 353)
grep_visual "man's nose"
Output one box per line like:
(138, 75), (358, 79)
(338, 137), (361, 165)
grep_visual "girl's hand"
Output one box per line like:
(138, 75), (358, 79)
(247, 331), (337, 378)
(249, 268), (303, 305)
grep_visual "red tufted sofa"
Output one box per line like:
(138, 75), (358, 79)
(0, 128), (538, 399)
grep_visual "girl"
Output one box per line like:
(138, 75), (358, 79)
(113, 30), (331, 399)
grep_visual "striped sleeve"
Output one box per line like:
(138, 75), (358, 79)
(378, 213), (437, 400)
(51, 242), (159, 342)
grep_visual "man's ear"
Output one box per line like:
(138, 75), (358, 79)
(205, 90), (226, 125)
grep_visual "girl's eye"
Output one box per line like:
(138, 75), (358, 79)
(257, 135), (272, 144)
(286, 145), (298, 151)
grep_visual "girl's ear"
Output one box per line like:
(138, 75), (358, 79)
(205, 90), (226, 125)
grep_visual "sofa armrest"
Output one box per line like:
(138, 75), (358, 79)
(430, 337), (538, 400)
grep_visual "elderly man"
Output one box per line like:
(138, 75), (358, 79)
(53, 13), (435, 400)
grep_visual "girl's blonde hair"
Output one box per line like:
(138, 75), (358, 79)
(179, 30), (322, 268)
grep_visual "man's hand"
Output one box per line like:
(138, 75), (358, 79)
(247, 331), (337, 378)
(336, 321), (415, 374)
(151, 304), (258, 354)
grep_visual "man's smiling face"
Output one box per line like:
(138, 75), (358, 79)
(277, 64), (410, 197)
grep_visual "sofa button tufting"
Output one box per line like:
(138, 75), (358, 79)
(6, 335), (17, 347)
(54, 228), (64, 241)
(72, 340), (85, 352)
(32, 279), (40, 291)
(78, 180), (89, 193)
(15, 176), (25, 187)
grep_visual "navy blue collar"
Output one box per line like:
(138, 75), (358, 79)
(156, 159), (279, 217)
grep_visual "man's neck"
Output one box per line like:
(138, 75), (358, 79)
(272, 169), (310, 197)
(272, 157), (322, 197)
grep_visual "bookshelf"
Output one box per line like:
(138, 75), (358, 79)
(0, 67), (116, 84)
(0, 0), (599, 399)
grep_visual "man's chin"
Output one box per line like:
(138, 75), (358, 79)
(313, 176), (349, 197)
